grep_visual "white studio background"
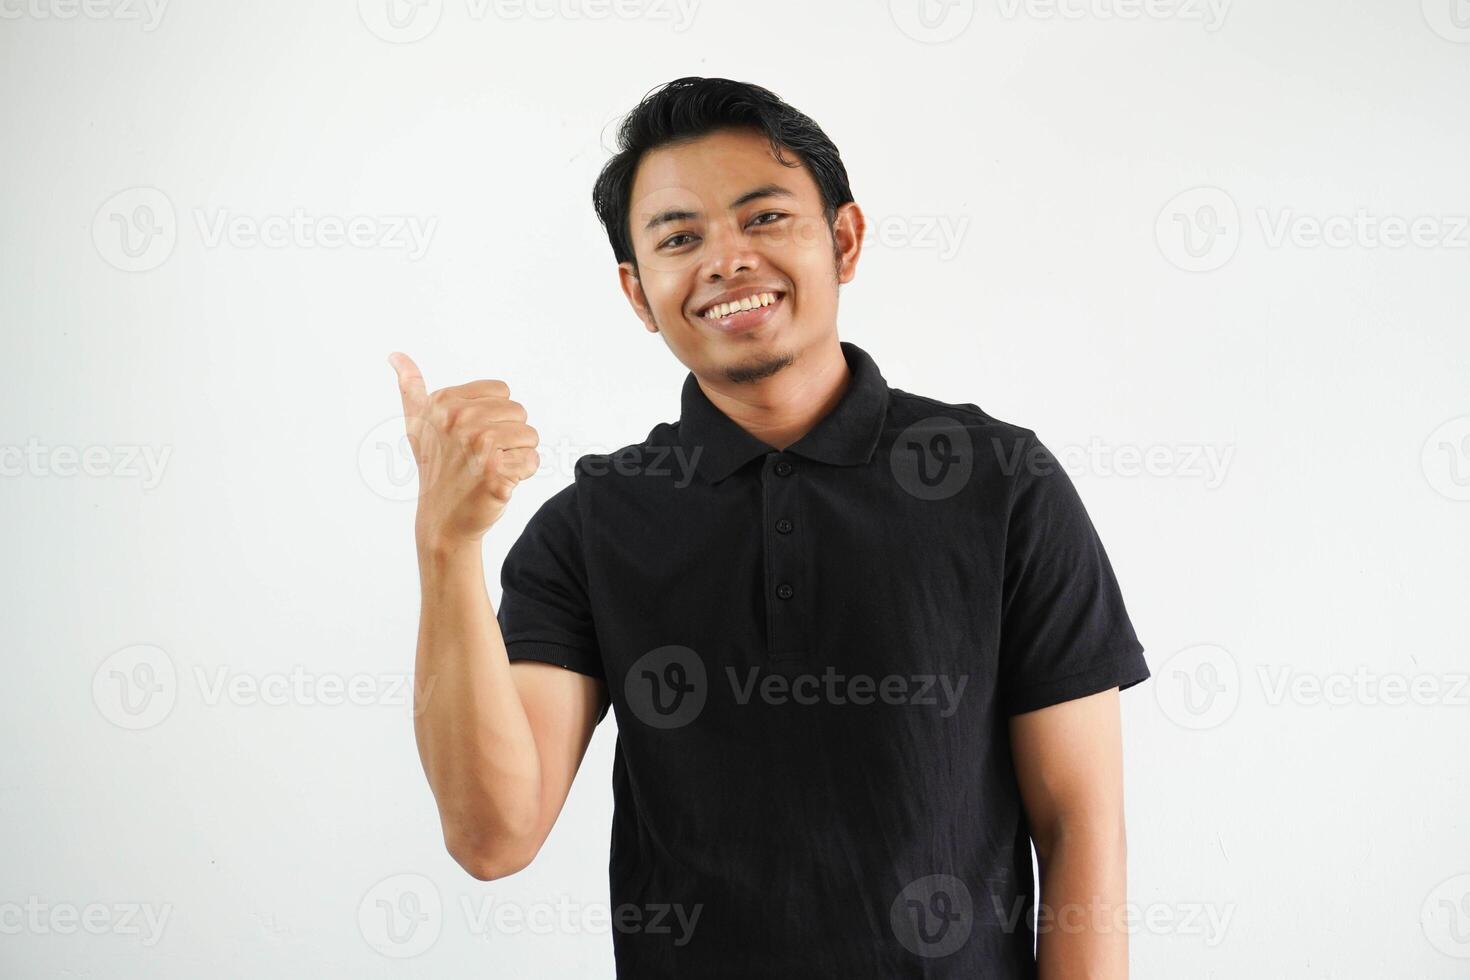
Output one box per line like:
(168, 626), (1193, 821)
(2, 1), (1468, 977)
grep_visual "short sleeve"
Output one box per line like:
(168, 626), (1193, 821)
(496, 481), (610, 725)
(998, 432), (1149, 716)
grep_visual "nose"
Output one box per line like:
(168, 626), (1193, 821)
(699, 215), (760, 282)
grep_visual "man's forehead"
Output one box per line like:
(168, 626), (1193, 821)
(639, 126), (779, 173)
(629, 132), (816, 224)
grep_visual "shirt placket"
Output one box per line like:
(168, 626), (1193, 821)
(762, 452), (809, 667)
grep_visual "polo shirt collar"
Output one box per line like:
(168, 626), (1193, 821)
(676, 340), (890, 484)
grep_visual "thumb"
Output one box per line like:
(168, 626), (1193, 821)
(388, 352), (428, 419)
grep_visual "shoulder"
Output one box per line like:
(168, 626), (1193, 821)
(883, 385), (1045, 489)
(886, 385), (1035, 441)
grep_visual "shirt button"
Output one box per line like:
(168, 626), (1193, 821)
(774, 460), (793, 477)
(775, 518), (793, 534)
(776, 583), (794, 600)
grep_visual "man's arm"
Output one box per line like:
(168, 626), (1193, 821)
(1009, 686), (1130, 980)
(413, 539), (605, 881)
(392, 352), (607, 881)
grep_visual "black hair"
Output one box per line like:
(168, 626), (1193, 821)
(591, 76), (855, 274)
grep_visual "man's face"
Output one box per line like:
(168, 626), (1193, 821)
(618, 126), (864, 384)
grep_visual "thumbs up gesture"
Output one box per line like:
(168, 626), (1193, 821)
(389, 352), (541, 546)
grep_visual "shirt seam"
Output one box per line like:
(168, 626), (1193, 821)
(1004, 639), (1147, 700)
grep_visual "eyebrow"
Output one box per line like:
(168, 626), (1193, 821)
(641, 184), (797, 234)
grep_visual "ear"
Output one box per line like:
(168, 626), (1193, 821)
(618, 261), (660, 334)
(831, 201), (866, 285)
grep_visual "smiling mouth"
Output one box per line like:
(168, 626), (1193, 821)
(695, 290), (785, 322)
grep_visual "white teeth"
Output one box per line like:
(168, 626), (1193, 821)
(703, 292), (778, 319)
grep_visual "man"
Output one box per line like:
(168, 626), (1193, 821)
(390, 76), (1149, 979)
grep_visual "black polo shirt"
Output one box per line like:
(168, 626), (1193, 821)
(495, 340), (1149, 978)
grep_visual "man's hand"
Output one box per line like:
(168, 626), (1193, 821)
(389, 352), (541, 546)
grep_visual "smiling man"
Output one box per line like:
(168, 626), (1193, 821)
(394, 76), (1150, 979)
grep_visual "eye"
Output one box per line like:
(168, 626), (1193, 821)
(658, 212), (786, 250)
